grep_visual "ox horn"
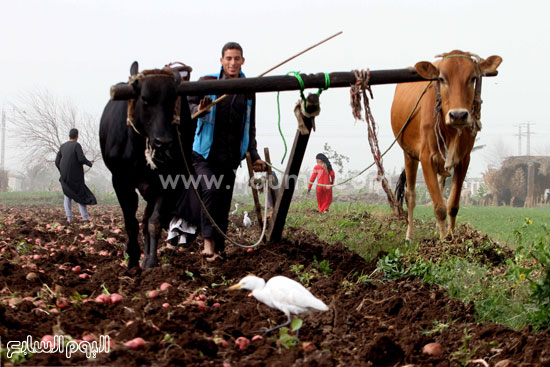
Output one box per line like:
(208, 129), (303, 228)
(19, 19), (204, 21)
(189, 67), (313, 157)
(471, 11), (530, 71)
(110, 83), (137, 101)
(110, 61), (140, 101)
(173, 69), (181, 85)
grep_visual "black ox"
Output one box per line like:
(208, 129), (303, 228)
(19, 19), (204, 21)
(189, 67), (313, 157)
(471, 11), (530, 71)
(99, 62), (195, 269)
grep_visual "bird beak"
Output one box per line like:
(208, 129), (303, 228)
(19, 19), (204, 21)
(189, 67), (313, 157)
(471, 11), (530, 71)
(228, 283), (243, 291)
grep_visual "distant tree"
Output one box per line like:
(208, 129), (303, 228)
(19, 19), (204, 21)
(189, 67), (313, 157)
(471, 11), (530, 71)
(20, 163), (58, 191)
(10, 89), (101, 167)
(8, 89), (114, 193)
(323, 142), (350, 175)
(483, 137), (513, 170)
(0, 169), (8, 192)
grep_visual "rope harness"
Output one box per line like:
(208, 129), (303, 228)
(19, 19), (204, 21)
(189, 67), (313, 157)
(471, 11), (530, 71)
(126, 68), (183, 135)
(433, 80), (449, 162)
(175, 127), (269, 249)
(432, 53), (485, 168)
(125, 66), (185, 170)
(350, 69), (402, 216)
(277, 72), (330, 163)
(267, 80), (432, 189)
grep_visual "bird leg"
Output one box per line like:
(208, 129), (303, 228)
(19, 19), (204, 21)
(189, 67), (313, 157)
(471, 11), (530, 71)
(260, 315), (292, 335)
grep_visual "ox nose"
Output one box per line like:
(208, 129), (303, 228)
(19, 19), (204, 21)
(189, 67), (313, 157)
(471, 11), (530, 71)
(152, 137), (173, 149)
(449, 110), (469, 122)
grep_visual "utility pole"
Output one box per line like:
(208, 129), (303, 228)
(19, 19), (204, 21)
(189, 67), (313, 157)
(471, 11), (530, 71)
(1, 109), (5, 171)
(525, 122), (534, 156)
(516, 124), (522, 156)
(515, 122), (535, 156)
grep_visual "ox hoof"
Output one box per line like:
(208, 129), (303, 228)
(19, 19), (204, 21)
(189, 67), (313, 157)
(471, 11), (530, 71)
(128, 256), (140, 269)
(142, 256), (158, 269)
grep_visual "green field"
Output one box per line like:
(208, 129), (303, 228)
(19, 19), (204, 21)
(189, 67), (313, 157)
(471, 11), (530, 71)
(284, 199), (550, 250)
(0, 191), (121, 206)
(411, 204), (550, 247)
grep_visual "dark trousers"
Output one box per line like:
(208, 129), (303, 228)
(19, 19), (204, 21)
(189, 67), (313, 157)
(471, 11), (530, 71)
(193, 157), (236, 253)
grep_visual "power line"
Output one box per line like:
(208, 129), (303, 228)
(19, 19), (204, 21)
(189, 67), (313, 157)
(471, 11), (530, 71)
(514, 122), (535, 155)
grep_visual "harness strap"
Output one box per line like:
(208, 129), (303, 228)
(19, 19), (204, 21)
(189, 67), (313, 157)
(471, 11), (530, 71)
(433, 80), (449, 161)
(126, 69), (182, 134)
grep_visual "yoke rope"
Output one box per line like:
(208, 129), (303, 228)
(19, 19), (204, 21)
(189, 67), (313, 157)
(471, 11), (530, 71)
(350, 69), (402, 215)
(267, 81), (432, 188)
(175, 129), (269, 250)
(276, 71), (331, 164)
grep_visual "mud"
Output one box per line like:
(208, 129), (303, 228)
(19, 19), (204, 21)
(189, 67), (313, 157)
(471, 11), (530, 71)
(1, 205), (549, 366)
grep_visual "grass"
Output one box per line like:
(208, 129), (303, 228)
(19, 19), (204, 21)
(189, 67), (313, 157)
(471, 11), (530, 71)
(0, 191), (64, 205)
(285, 199), (549, 331)
(0, 191), (126, 206)
(286, 200), (420, 261)
(412, 204), (550, 247)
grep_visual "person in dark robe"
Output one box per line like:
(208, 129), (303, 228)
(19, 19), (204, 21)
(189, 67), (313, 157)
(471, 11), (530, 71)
(55, 128), (97, 223)
(308, 153), (335, 213)
(169, 42), (266, 262)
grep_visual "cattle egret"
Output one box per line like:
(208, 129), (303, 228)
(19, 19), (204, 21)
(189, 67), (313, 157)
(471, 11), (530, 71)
(243, 211), (252, 228)
(231, 203), (239, 215)
(228, 275), (328, 333)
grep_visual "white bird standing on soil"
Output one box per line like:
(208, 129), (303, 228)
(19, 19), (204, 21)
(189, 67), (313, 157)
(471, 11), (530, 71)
(228, 275), (329, 333)
(231, 203), (239, 215)
(243, 211), (252, 228)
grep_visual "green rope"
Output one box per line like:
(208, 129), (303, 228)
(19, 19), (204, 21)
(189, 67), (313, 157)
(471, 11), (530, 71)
(269, 80), (432, 188)
(316, 72), (330, 95)
(287, 71), (307, 102)
(277, 72), (331, 164)
(276, 90), (288, 164)
(277, 71), (305, 164)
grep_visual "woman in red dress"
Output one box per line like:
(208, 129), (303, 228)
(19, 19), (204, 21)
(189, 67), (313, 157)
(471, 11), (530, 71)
(308, 153), (335, 212)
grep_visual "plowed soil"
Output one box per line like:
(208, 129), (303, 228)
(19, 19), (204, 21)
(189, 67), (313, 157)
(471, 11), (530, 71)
(1, 205), (549, 367)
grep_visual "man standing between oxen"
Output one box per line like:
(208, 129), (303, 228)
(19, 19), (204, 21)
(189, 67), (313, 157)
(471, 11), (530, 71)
(183, 42), (266, 262)
(55, 128), (97, 223)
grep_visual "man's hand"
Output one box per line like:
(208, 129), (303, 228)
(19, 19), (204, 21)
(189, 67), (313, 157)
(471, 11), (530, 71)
(197, 97), (213, 115)
(252, 159), (267, 172)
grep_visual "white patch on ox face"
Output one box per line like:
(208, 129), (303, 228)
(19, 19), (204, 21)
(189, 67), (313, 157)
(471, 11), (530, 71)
(145, 139), (158, 170)
(445, 108), (472, 128)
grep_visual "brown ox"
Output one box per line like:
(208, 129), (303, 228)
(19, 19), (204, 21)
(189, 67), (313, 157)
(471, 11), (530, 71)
(391, 50), (502, 240)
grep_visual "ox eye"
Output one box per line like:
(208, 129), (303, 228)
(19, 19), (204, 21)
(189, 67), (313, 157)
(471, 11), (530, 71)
(437, 77), (446, 84)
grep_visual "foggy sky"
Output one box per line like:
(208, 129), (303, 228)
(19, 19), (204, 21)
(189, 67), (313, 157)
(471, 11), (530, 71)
(2, 0), (549, 184)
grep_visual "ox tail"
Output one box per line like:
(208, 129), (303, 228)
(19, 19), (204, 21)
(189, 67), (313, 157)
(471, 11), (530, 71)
(395, 169), (407, 209)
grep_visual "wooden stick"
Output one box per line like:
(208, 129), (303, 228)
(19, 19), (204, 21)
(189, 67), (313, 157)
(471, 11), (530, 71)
(264, 147), (278, 212)
(246, 152), (264, 232)
(191, 31), (343, 119)
(257, 31), (343, 78)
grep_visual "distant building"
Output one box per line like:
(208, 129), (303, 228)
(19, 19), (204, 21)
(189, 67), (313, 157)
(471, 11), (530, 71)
(484, 156), (550, 207)
(463, 177), (485, 197)
(8, 173), (24, 191)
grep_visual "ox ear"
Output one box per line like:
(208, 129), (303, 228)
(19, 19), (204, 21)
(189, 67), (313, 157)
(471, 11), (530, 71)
(414, 61), (439, 80)
(480, 55), (502, 75)
(173, 69), (181, 85)
(130, 61), (139, 76)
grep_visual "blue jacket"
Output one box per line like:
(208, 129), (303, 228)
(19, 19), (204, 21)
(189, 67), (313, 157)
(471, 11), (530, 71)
(192, 68), (253, 161)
